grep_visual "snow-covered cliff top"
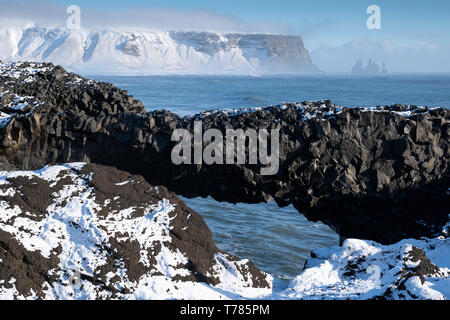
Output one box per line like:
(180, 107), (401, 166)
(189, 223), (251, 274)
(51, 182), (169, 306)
(0, 27), (319, 75)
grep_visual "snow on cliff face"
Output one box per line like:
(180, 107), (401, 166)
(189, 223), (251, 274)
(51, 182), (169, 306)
(0, 26), (319, 75)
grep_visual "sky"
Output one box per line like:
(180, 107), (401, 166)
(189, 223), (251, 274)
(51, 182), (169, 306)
(1, 0), (449, 72)
(43, 0), (450, 46)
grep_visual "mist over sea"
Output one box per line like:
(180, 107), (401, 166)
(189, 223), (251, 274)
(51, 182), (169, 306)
(90, 73), (450, 283)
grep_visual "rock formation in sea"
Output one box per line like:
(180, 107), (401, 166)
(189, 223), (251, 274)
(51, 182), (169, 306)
(0, 61), (448, 245)
(351, 58), (387, 74)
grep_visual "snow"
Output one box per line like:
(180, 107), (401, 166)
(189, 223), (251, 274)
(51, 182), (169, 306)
(1, 61), (448, 300)
(1, 160), (446, 300)
(0, 160), (447, 300)
(0, 67), (48, 128)
(360, 105), (439, 117)
(0, 61), (50, 81)
(0, 163), (274, 300)
(278, 237), (449, 300)
(0, 112), (13, 128)
(115, 179), (132, 186)
(195, 100), (438, 122)
(0, 26), (311, 75)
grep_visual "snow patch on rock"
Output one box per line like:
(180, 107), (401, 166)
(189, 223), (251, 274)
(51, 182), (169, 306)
(0, 163), (272, 300)
(279, 237), (449, 300)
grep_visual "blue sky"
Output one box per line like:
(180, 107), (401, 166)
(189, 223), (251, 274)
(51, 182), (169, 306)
(4, 0), (450, 47)
(43, 0), (449, 46)
(2, 0), (449, 71)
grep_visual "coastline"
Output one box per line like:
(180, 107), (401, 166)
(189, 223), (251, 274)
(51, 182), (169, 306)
(0, 61), (448, 300)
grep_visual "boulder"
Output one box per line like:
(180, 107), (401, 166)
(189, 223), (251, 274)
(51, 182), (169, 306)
(281, 237), (449, 300)
(0, 163), (271, 299)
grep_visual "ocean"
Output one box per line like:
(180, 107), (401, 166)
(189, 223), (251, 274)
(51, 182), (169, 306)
(90, 73), (450, 284)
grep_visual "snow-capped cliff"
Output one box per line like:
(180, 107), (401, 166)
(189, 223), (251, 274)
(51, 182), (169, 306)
(0, 26), (319, 75)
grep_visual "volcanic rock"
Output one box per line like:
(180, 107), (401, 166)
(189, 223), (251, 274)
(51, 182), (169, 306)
(282, 235), (449, 300)
(0, 163), (271, 299)
(0, 61), (449, 244)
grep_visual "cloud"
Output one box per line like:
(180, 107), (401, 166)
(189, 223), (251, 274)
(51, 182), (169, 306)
(295, 19), (336, 40)
(311, 37), (450, 73)
(2, 0), (447, 73)
(0, 0), (291, 34)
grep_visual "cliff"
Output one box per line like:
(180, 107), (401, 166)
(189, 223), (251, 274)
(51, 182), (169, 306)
(0, 27), (319, 74)
(0, 61), (448, 245)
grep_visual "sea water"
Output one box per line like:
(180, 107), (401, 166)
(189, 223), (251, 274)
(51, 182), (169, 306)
(91, 73), (450, 116)
(90, 73), (450, 282)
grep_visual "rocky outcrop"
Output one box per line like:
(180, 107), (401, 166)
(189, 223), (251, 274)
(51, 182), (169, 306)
(0, 61), (449, 244)
(0, 162), (271, 299)
(281, 235), (449, 300)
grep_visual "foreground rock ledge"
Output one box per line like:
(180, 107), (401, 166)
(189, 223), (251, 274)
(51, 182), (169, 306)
(0, 163), (271, 299)
(0, 61), (449, 244)
(281, 235), (449, 300)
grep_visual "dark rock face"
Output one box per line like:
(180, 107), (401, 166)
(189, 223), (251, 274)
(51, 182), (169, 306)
(0, 61), (449, 244)
(0, 162), (270, 299)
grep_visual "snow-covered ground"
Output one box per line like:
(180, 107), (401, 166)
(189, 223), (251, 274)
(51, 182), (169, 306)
(0, 163), (273, 300)
(0, 164), (447, 300)
(279, 237), (449, 300)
